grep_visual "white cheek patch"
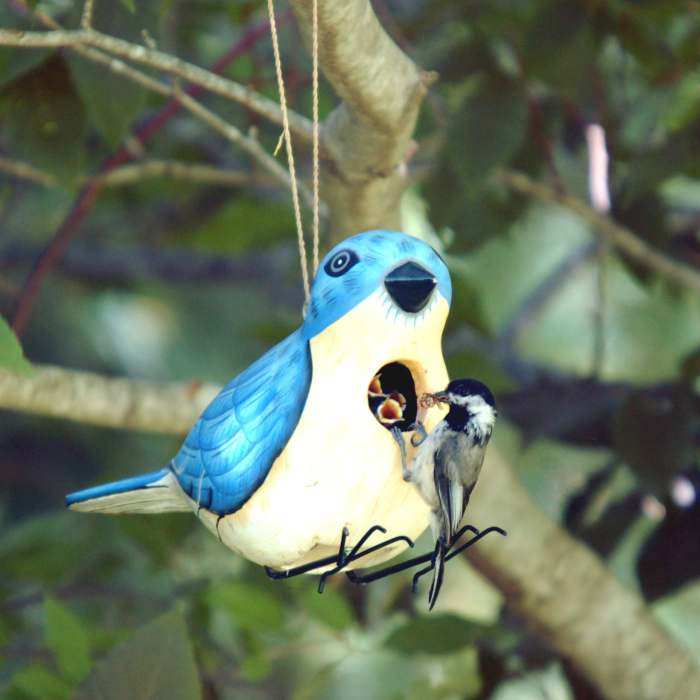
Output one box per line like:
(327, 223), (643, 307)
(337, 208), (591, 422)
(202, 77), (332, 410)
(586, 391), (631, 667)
(466, 396), (497, 434)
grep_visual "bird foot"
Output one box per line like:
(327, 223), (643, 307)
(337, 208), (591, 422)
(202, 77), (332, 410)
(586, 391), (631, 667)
(264, 524), (414, 593)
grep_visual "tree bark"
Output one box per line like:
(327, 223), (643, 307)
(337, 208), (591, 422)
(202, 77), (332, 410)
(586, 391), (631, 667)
(468, 451), (700, 700)
(289, 0), (433, 239)
(0, 366), (217, 434)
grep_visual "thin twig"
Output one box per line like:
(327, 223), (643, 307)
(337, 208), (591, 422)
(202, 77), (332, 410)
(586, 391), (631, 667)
(80, 0), (94, 30)
(92, 160), (251, 188)
(4, 9), (295, 335)
(0, 156), (57, 187)
(0, 157), (253, 189)
(172, 83), (315, 208)
(0, 28), (314, 143)
(497, 169), (700, 295)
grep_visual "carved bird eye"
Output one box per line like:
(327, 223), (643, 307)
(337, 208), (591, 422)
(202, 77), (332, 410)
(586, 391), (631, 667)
(324, 249), (358, 277)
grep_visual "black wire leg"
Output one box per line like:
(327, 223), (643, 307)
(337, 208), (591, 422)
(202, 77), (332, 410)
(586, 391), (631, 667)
(347, 524), (507, 589)
(412, 525), (508, 592)
(346, 549), (435, 584)
(410, 525), (482, 593)
(265, 525), (415, 593)
(317, 525), (415, 593)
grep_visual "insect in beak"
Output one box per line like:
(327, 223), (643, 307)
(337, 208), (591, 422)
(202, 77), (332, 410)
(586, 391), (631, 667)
(419, 391), (449, 409)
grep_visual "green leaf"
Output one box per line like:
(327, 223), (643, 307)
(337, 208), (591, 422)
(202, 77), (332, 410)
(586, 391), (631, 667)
(491, 663), (573, 700)
(67, 55), (147, 147)
(207, 581), (285, 630)
(451, 80), (528, 191)
(77, 609), (201, 700)
(44, 596), (91, 684)
(186, 197), (295, 254)
(239, 652), (271, 682)
(0, 7), (52, 89)
(65, 1), (159, 146)
(0, 56), (86, 180)
(11, 664), (72, 700)
(0, 316), (33, 375)
(0, 49), (52, 90)
(447, 349), (516, 394)
(296, 585), (355, 631)
(661, 70), (700, 133)
(654, 581), (700, 662)
(523, 1), (599, 101)
(384, 614), (485, 655)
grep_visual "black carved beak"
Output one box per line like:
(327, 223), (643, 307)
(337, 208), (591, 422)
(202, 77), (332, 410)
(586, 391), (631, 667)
(384, 262), (436, 313)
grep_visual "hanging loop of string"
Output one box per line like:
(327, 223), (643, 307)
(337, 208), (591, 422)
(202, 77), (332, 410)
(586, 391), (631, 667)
(266, 0), (321, 305)
(267, 0), (310, 303)
(311, 0), (320, 273)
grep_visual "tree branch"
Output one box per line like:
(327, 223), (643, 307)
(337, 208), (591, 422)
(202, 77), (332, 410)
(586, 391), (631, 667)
(0, 30), (301, 203)
(0, 155), (57, 187)
(0, 157), (254, 189)
(468, 452), (700, 700)
(289, 0), (435, 238)
(0, 28), (313, 143)
(80, 0), (94, 30)
(92, 160), (251, 188)
(0, 365), (218, 434)
(498, 170), (700, 295)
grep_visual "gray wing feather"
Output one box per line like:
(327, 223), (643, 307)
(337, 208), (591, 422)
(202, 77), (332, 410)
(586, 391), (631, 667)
(434, 438), (483, 539)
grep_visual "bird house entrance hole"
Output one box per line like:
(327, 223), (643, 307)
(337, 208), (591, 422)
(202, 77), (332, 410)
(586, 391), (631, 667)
(367, 362), (417, 432)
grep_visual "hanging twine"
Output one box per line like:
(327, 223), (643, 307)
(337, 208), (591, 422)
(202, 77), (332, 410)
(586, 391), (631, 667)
(311, 0), (320, 273)
(267, 0), (310, 303)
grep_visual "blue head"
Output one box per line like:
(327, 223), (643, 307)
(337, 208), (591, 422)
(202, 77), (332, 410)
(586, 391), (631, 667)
(302, 230), (452, 340)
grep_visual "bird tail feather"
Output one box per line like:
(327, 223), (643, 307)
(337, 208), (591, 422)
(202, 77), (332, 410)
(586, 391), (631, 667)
(428, 537), (447, 611)
(65, 468), (190, 514)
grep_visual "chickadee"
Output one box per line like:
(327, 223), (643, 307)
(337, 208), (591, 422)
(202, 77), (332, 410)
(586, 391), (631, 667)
(407, 378), (498, 609)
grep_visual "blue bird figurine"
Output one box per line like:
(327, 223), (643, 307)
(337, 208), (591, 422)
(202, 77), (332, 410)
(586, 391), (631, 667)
(66, 230), (452, 588)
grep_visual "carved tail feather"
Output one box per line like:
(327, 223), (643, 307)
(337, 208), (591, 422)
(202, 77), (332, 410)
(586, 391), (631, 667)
(65, 468), (190, 514)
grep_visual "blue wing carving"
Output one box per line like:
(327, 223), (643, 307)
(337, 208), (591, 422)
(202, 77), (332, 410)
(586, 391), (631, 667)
(171, 328), (311, 515)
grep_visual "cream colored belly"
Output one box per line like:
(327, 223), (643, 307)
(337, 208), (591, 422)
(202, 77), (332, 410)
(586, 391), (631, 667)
(196, 292), (449, 570)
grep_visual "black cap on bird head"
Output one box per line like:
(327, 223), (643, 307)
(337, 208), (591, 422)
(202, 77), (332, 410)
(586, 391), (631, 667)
(443, 378), (496, 408)
(432, 378), (497, 434)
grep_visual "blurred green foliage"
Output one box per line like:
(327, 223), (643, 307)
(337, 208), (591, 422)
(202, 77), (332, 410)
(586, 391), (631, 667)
(1, 1), (700, 698)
